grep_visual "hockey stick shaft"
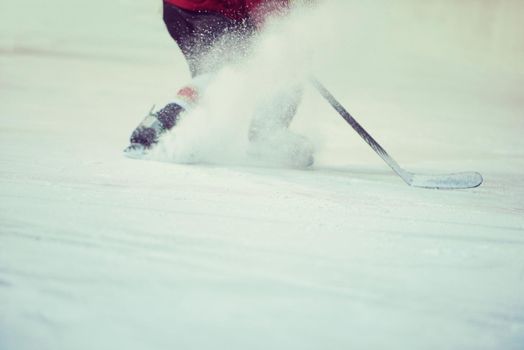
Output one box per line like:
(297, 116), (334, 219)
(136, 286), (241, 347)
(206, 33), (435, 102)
(310, 78), (411, 183)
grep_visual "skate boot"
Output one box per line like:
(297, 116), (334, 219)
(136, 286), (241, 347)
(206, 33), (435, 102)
(124, 103), (185, 157)
(124, 79), (207, 158)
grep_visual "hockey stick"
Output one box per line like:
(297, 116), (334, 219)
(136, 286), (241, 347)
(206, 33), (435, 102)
(311, 78), (483, 189)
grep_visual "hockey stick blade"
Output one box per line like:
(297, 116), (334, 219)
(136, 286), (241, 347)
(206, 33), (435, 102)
(311, 78), (483, 189)
(406, 171), (483, 189)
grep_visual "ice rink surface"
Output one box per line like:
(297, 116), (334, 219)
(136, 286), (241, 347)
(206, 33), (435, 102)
(1, 1), (523, 349)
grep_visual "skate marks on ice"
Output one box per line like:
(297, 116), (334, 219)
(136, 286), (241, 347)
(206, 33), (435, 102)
(2, 160), (524, 350)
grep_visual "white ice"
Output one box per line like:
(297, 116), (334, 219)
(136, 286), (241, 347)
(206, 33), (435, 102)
(1, 1), (523, 349)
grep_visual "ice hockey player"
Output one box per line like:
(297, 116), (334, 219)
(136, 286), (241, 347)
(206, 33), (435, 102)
(125, 0), (313, 167)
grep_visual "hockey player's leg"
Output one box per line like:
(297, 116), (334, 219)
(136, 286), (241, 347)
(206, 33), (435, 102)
(125, 4), (255, 157)
(163, 3), (255, 77)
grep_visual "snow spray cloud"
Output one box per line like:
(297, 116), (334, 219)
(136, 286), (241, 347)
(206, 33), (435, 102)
(150, 2), (340, 166)
(150, 0), (524, 166)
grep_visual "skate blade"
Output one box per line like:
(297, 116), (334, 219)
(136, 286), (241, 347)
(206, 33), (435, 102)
(123, 143), (148, 159)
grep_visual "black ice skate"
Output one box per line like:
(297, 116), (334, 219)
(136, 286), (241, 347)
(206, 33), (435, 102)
(124, 103), (184, 158)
